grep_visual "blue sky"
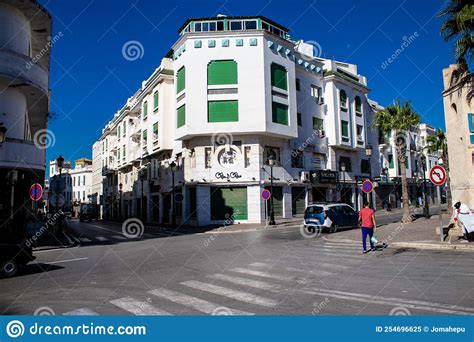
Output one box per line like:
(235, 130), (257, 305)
(40, 0), (454, 168)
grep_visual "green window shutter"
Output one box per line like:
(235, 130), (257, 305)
(207, 60), (237, 85)
(176, 67), (185, 93)
(153, 91), (159, 109)
(388, 154), (394, 168)
(211, 187), (248, 220)
(271, 63), (287, 90)
(143, 101), (148, 119)
(153, 122), (158, 135)
(123, 122), (126, 136)
(143, 129), (147, 142)
(123, 145), (126, 157)
(208, 100), (238, 122)
(177, 105), (186, 128)
(313, 118), (323, 130)
(118, 126), (121, 137)
(341, 120), (349, 136)
(272, 102), (288, 125)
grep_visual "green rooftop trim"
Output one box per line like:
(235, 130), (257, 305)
(323, 70), (369, 90)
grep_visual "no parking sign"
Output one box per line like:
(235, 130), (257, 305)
(361, 180), (373, 194)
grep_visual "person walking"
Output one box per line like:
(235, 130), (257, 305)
(359, 201), (376, 253)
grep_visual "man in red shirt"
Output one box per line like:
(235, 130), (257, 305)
(358, 201), (376, 253)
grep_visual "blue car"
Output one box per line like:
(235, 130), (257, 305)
(304, 203), (359, 233)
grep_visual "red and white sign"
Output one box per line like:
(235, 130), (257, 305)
(429, 165), (447, 186)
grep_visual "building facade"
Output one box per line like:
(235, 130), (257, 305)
(442, 64), (474, 208)
(92, 15), (384, 226)
(0, 0), (52, 237)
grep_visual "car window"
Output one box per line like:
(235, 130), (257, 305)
(305, 206), (323, 214)
(341, 205), (355, 215)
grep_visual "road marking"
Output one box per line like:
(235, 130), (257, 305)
(38, 257), (88, 265)
(181, 280), (278, 307)
(112, 235), (127, 240)
(79, 238), (91, 243)
(299, 287), (474, 315)
(110, 297), (172, 316)
(96, 236), (108, 242)
(249, 262), (336, 277)
(148, 288), (253, 315)
(320, 243), (361, 250)
(230, 267), (297, 282)
(63, 308), (99, 315)
(264, 258), (349, 270)
(208, 273), (280, 291)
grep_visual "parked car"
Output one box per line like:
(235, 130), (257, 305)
(0, 240), (36, 277)
(304, 203), (359, 233)
(79, 203), (97, 222)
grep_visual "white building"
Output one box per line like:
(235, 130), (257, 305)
(49, 159), (72, 212)
(70, 158), (93, 203)
(93, 15), (381, 225)
(0, 0), (51, 237)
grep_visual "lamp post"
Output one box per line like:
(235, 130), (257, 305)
(340, 162), (346, 204)
(420, 155), (430, 218)
(119, 183), (123, 221)
(139, 169), (147, 222)
(267, 150), (276, 226)
(365, 144), (373, 208)
(169, 161), (178, 228)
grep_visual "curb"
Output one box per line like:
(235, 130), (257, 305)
(391, 241), (474, 252)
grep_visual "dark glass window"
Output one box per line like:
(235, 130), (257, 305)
(245, 20), (257, 30)
(262, 22), (269, 31)
(230, 21), (242, 30)
(209, 22), (216, 31)
(217, 21), (224, 31)
(194, 22), (201, 32)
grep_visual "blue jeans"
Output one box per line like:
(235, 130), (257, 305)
(361, 227), (374, 251)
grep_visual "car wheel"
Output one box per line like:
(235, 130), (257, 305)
(2, 260), (18, 277)
(329, 224), (339, 233)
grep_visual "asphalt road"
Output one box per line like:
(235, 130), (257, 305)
(1, 207), (471, 317)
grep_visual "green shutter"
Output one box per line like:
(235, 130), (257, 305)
(123, 122), (126, 136)
(341, 120), (349, 137)
(272, 102), (288, 125)
(208, 60), (237, 85)
(313, 118), (323, 130)
(388, 154), (394, 168)
(143, 129), (147, 142)
(211, 187), (248, 220)
(271, 63), (287, 90)
(176, 67), (185, 93)
(153, 122), (158, 135)
(177, 105), (185, 128)
(143, 101), (148, 119)
(153, 91), (159, 109)
(208, 100), (238, 122)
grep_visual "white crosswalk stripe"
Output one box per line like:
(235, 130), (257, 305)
(96, 236), (108, 242)
(230, 267), (297, 282)
(249, 262), (336, 277)
(78, 238), (91, 243)
(208, 273), (280, 291)
(148, 288), (253, 315)
(110, 296), (172, 315)
(264, 259), (350, 271)
(181, 280), (279, 307)
(63, 308), (99, 315)
(112, 235), (127, 240)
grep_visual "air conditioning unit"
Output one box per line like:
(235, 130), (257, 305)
(300, 171), (310, 182)
(318, 129), (326, 138)
(317, 97), (325, 105)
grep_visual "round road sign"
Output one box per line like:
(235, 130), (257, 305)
(361, 179), (373, 194)
(261, 189), (271, 201)
(30, 183), (43, 201)
(429, 165), (446, 186)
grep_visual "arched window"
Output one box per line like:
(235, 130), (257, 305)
(355, 96), (362, 114)
(340, 90), (347, 110)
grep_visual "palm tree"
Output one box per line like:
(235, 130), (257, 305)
(373, 100), (421, 223)
(425, 129), (452, 213)
(439, 0), (473, 73)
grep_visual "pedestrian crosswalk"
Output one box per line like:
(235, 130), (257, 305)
(60, 240), (383, 316)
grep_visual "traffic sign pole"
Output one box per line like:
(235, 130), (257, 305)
(428, 165), (447, 242)
(437, 185), (443, 242)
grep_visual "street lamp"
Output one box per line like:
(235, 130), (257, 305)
(139, 169), (147, 221)
(119, 183), (123, 221)
(267, 150), (276, 226)
(0, 124), (6, 144)
(169, 161), (178, 228)
(420, 154), (430, 218)
(340, 162), (346, 204)
(365, 144), (373, 208)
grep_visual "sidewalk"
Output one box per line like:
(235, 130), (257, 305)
(31, 223), (78, 251)
(325, 214), (474, 252)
